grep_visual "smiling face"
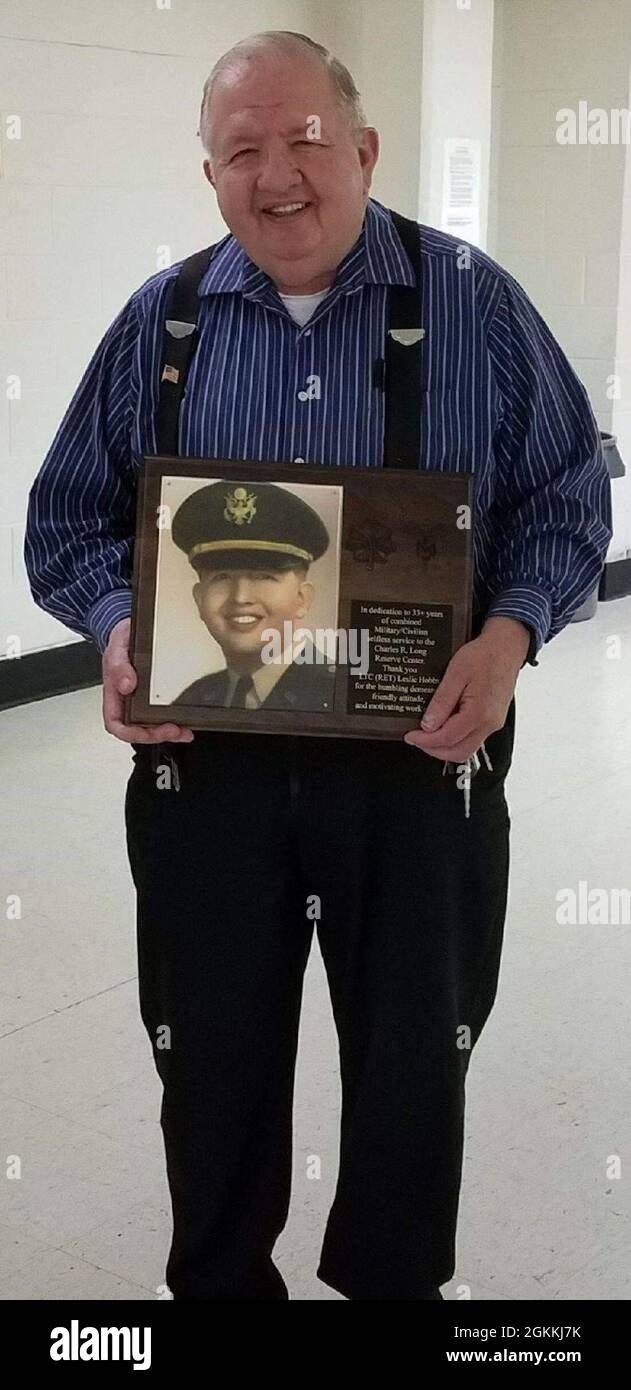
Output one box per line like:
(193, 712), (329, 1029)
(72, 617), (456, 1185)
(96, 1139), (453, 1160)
(193, 565), (314, 672)
(202, 51), (379, 293)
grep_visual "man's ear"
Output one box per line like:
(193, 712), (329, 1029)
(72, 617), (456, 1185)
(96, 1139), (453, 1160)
(296, 578), (315, 617)
(357, 127), (379, 191)
(203, 158), (216, 189)
(193, 580), (203, 615)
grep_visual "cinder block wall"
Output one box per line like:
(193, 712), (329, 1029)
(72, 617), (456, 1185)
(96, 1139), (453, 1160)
(489, 0), (631, 562)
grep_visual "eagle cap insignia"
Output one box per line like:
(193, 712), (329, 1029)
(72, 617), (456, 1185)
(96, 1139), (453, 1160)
(224, 486), (257, 525)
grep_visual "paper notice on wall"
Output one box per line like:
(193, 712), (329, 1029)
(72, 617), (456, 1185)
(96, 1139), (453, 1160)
(441, 138), (481, 246)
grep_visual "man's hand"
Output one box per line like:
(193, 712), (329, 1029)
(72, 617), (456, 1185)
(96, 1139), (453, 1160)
(102, 617), (195, 744)
(403, 616), (530, 762)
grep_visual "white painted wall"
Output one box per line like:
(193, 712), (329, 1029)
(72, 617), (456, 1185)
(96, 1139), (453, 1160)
(418, 0), (495, 250)
(488, 0), (631, 563)
(611, 57), (631, 559)
(331, 0), (424, 221)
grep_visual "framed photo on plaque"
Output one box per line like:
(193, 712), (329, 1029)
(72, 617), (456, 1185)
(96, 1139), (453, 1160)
(125, 457), (474, 740)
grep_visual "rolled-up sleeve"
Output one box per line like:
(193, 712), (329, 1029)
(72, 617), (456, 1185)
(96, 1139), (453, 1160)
(484, 276), (613, 660)
(24, 295), (141, 654)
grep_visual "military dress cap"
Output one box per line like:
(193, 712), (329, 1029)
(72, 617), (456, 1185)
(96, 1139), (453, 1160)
(171, 480), (330, 573)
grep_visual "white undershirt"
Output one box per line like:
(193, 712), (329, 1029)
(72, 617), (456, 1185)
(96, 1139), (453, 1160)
(278, 289), (330, 327)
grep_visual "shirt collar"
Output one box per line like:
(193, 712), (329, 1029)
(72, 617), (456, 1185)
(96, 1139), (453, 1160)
(224, 631), (308, 706)
(197, 198), (416, 308)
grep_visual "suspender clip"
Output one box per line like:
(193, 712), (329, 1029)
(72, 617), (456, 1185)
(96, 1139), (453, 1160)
(388, 328), (425, 346)
(165, 319), (196, 339)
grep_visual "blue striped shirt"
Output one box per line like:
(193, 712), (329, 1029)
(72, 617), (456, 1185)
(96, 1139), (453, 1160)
(24, 197), (613, 659)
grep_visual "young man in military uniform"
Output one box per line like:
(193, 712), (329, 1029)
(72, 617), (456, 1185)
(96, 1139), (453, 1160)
(171, 479), (336, 712)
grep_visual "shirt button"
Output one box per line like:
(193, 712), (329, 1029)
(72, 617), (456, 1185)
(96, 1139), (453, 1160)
(305, 329), (312, 336)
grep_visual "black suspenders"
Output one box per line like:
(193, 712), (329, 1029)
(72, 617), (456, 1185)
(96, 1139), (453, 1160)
(156, 244), (219, 457)
(382, 210), (424, 469)
(155, 209), (424, 467)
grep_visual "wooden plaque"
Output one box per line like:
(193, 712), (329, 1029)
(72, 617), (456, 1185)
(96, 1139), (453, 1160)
(125, 457), (474, 740)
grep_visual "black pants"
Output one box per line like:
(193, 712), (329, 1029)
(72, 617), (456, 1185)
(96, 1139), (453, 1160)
(125, 700), (515, 1299)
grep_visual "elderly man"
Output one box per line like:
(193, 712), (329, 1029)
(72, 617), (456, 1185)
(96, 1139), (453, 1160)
(25, 31), (612, 1301)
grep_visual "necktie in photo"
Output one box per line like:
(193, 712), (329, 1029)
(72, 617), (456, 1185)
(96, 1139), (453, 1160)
(231, 674), (255, 708)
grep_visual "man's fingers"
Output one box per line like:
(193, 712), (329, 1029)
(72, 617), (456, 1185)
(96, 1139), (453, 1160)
(419, 661), (467, 731)
(102, 672), (124, 731)
(102, 636), (137, 725)
(406, 706), (478, 751)
(404, 725), (488, 763)
(109, 654), (137, 695)
(103, 677), (194, 741)
(106, 720), (195, 744)
(102, 650), (194, 743)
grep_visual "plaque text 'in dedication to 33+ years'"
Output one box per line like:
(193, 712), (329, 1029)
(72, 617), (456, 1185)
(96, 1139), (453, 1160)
(347, 599), (453, 716)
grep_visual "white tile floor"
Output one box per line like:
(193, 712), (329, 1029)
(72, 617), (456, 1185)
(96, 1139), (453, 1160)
(1, 597), (630, 1300)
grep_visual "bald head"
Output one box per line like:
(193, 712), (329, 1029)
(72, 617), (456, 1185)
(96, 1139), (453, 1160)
(198, 31), (366, 157)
